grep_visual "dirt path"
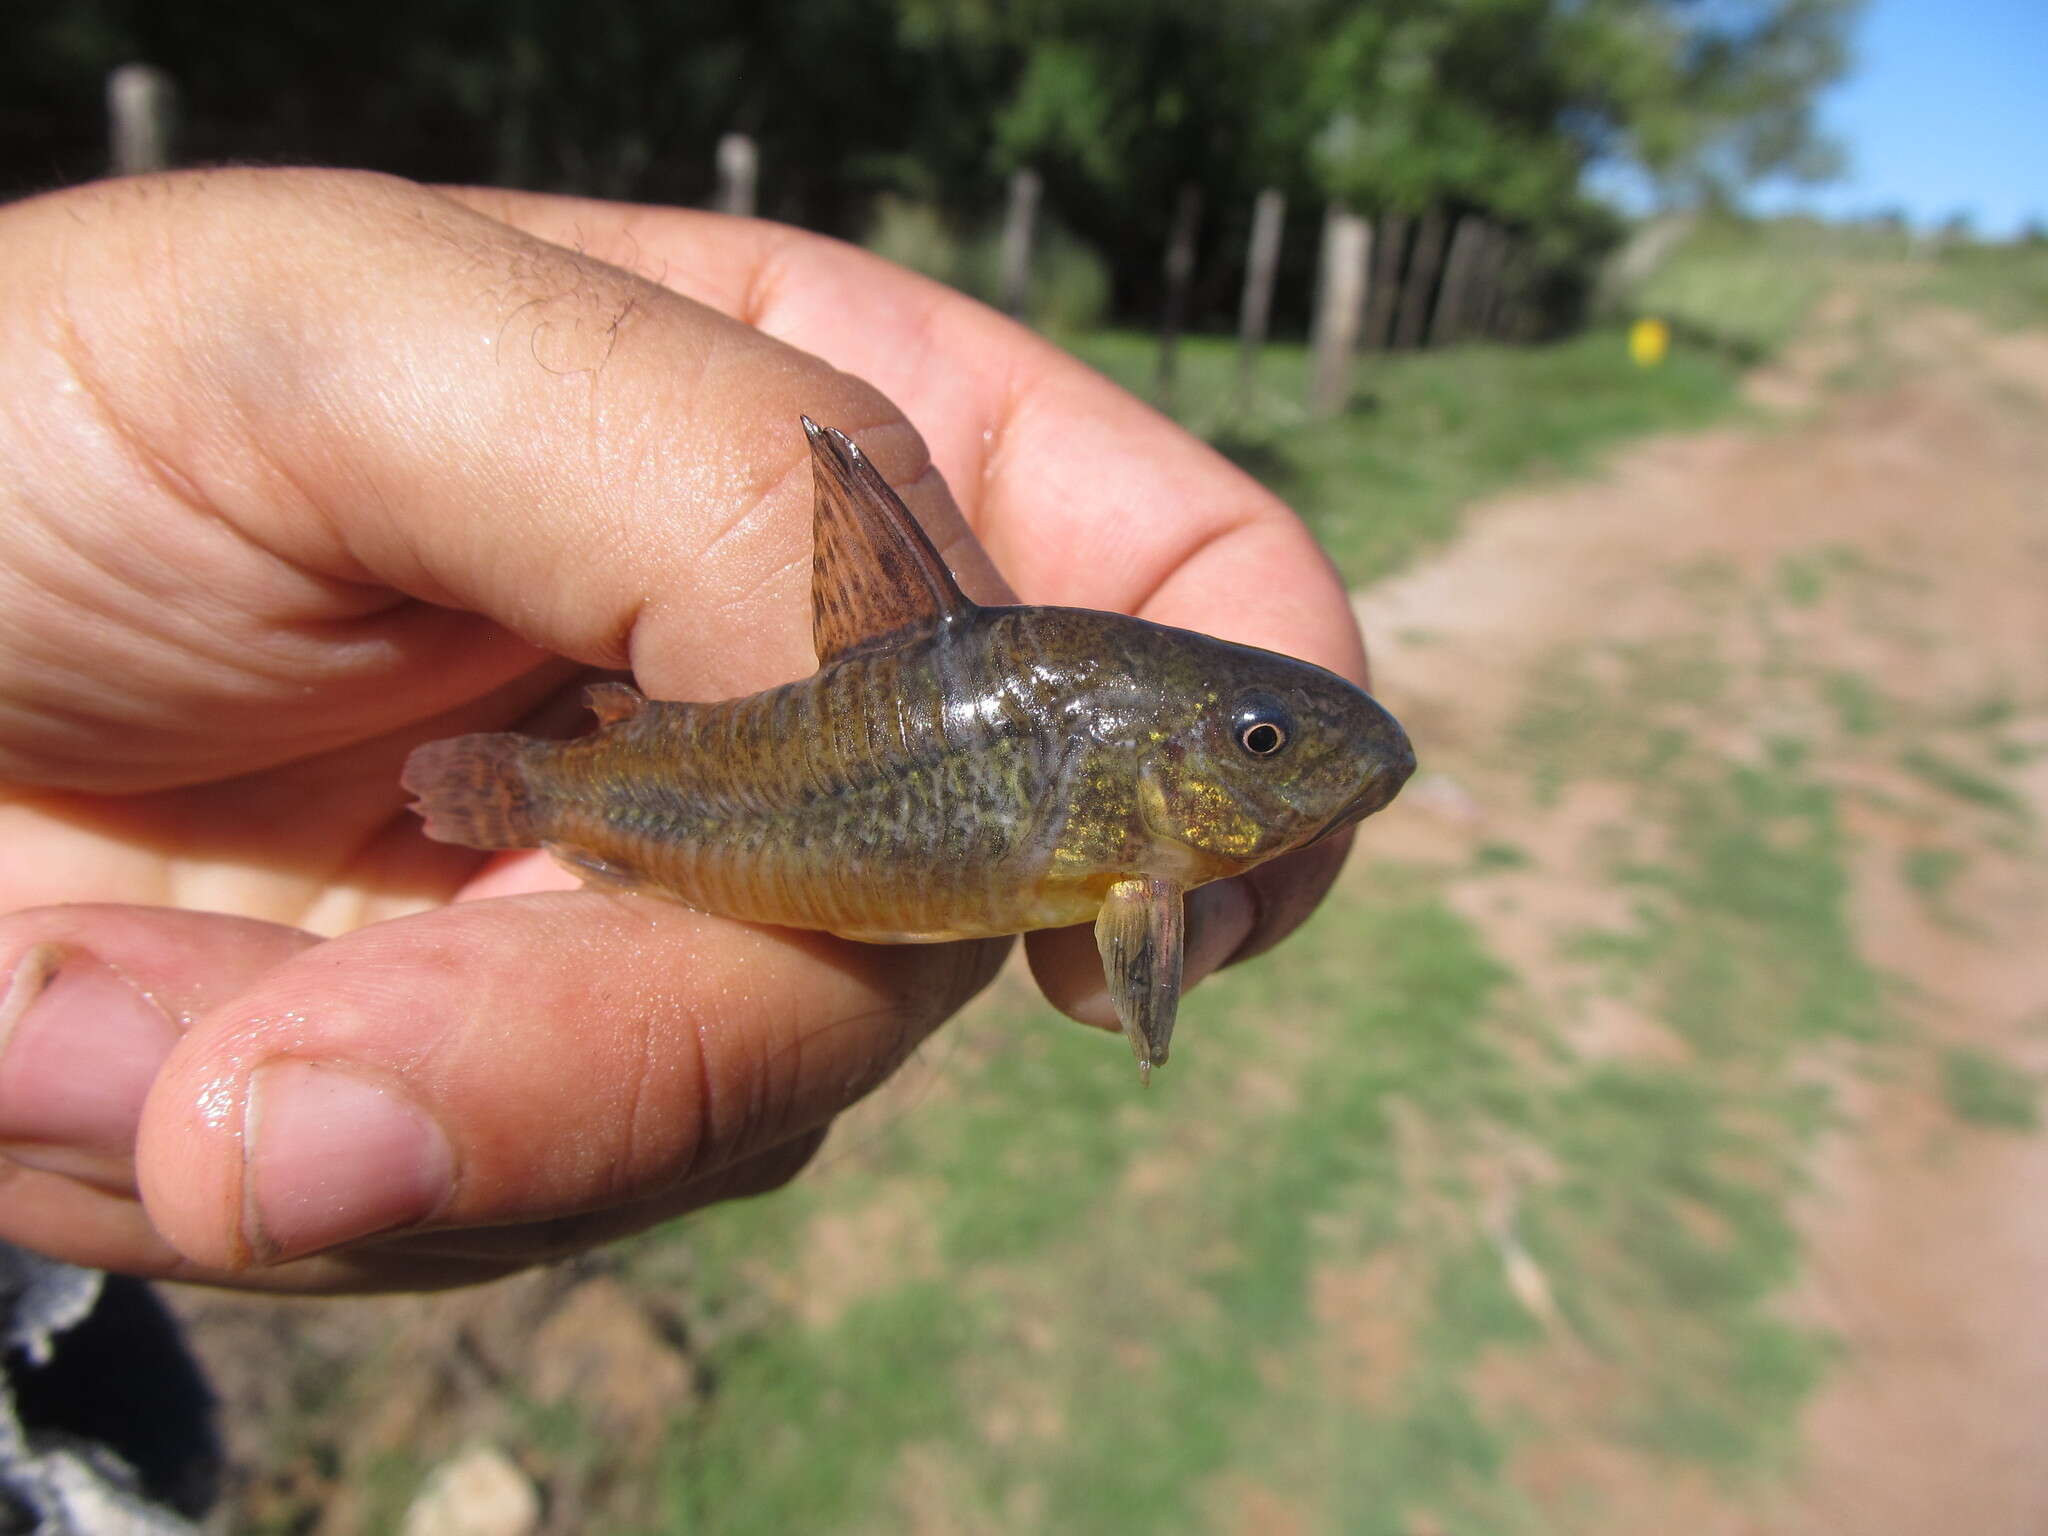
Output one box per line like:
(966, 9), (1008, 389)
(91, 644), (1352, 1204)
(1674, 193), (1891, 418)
(1356, 284), (2048, 1533)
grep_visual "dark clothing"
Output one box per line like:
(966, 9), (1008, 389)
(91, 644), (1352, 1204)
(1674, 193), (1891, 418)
(0, 1246), (216, 1535)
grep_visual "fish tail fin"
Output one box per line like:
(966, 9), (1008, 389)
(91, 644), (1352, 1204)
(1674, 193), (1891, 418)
(401, 733), (544, 850)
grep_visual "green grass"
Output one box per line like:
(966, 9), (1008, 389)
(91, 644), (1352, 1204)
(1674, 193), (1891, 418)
(640, 233), (2036, 1530)
(1054, 216), (1921, 592)
(1921, 239), (2048, 329)
(1474, 840), (1533, 872)
(1629, 218), (1886, 361)
(1069, 326), (1743, 586)
(638, 886), (1532, 1534)
(581, 369), (2029, 1530)
(1821, 669), (1889, 737)
(1900, 746), (2034, 823)
(1901, 845), (1968, 901)
(610, 570), (1916, 1529)
(1941, 1047), (2041, 1132)
(1775, 545), (1867, 609)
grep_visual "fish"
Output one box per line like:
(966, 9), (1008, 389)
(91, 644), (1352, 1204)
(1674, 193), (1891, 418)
(402, 419), (1415, 1082)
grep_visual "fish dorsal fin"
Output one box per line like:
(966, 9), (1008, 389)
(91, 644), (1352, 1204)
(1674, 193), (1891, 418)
(804, 417), (974, 664)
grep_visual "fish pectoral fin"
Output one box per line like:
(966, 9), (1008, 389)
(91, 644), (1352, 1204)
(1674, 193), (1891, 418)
(802, 416), (976, 665)
(545, 841), (652, 896)
(1093, 876), (1187, 1087)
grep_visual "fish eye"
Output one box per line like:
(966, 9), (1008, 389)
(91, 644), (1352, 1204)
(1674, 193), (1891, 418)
(1232, 693), (1295, 758)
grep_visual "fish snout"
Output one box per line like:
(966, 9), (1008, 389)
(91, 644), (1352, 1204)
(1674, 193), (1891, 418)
(1334, 715), (1417, 831)
(1366, 725), (1418, 816)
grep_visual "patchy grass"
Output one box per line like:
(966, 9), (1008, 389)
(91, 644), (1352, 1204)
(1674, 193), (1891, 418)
(1575, 752), (1886, 1060)
(607, 561), (1929, 1529)
(1069, 326), (1742, 586)
(1775, 545), (1867, 609)
(1474, 840), (1534, 872)
(1900, 746), (2034, 823)
(1940, 1047), (2041, 1132)
(1921, 240), (2048, 330)
(639, 867), (1851, 1529)
(632, 885), (1533, 1533)
(320, 472), (2030, 1536)
(1821, 670), (1889, 737)
(1901, 845), (1968, 901)
(1061, 218), (1933, 592)
(1629, 218), (1885, 361)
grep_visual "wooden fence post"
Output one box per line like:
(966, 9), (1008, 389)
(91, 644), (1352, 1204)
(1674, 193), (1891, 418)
(1309, 205), (1372, 418)
(715, 133), (758, 218)
(1155, 182), (1205, 409)
(108, 64), (175, 175)
(999, 168), (1042, 321)
(1429, 214), (1486, 346)
(1234, 187), (1286, 411)
(1363, 209), (1408, 352)
(1471, 224), (1510, 339)
(1393, 206), (1447, 349)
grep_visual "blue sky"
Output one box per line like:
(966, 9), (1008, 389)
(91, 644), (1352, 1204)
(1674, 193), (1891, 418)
(1749, 0), (2047, 236)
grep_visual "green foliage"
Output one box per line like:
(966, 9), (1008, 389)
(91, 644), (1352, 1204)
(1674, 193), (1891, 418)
(5, 0), (1865, 336)
(1611, 0), (1863, 198)
(1301, 0), (1860, 224)
(863, 194), (1110, 333)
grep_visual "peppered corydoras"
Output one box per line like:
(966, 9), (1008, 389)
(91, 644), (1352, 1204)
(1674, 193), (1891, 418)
(402, 419), (1414, 1081)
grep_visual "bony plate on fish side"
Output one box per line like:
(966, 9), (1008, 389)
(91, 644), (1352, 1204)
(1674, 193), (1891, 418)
(403, 418), (1415, 1083)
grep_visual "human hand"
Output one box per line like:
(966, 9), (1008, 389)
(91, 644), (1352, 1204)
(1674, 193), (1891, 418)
(0, 169), (1368, 1291)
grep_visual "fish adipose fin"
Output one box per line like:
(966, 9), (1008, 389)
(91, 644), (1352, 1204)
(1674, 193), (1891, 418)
(803, 417), (975, 664)
(1094, 876), (1187, 1087)
(401, 734), (542, 850)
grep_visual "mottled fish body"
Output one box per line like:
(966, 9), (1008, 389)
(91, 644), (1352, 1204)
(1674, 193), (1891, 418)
(404, 420), (1414, 1081)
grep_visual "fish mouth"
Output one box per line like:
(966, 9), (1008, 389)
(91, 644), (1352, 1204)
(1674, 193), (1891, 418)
(1304, 736), (1418, 849)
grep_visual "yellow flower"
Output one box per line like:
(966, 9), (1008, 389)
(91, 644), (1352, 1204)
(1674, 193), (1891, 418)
(1629, 316), (1670, 368)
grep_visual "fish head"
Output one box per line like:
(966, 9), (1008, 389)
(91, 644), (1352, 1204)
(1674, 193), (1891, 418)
(1132, 629), (1415, 875)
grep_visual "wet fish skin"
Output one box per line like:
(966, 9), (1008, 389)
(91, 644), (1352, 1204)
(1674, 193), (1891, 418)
(404, 419), (1414, 1080)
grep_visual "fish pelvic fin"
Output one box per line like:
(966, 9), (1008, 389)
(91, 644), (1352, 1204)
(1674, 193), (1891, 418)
(1094, 876), (1187, 1087)
(802, 417), (975, 665)
(401, 733), (543, 851)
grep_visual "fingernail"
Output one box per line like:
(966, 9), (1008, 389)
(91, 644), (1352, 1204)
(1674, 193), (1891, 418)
(1184, 880), (1257, 986)
(245, 1061), (454, 1264)
(0, 944), (181, 1184)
